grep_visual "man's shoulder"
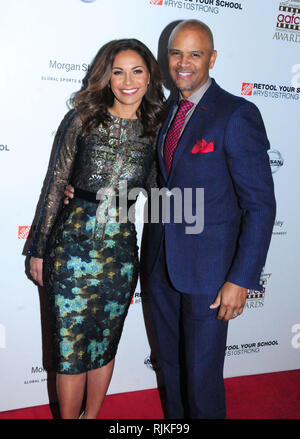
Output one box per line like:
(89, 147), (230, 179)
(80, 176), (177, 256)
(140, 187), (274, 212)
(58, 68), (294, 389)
(214, 80), (257, 113)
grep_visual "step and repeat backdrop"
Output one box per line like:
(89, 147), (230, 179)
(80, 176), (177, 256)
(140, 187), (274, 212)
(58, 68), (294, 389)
(1, 0), (299, 412)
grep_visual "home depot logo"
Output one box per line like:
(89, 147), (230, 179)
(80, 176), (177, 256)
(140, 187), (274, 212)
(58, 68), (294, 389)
(241, 81), (300, 100)
(150, 0), (163, 5)
(241, 82), (253, 96)
(18, 226), (31, 239)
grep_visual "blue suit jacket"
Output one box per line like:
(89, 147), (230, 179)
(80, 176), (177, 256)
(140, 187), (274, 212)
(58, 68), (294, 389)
(145, 79), (276, 295)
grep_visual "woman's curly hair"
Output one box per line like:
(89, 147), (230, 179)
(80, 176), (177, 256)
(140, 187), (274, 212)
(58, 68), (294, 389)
(71, 39), (166, 139)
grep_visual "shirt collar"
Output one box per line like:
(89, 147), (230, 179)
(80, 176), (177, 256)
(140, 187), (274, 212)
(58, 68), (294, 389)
(179, 77), (212, 105)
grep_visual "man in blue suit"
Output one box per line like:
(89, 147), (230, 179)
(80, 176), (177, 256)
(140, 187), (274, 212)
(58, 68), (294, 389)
(144, 19), (276, 419)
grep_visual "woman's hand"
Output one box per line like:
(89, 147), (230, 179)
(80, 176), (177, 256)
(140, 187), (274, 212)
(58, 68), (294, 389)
(30, 257), (44, 287)
(63, 185), (74, 205)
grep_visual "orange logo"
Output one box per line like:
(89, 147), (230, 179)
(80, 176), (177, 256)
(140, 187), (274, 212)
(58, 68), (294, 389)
(241, 82), (253, 96)
(150, 0), (163, 5)
(18, 226), (31, 239)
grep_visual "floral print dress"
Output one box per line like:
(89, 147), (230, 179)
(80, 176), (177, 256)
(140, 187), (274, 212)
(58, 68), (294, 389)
(29, 110), (155, 374)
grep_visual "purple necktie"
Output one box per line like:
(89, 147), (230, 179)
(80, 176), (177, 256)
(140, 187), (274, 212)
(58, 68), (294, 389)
(164, 99), (194, 175)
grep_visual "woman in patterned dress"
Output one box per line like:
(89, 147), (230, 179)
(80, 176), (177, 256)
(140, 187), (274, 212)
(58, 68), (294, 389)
(28, 39), (165, 419)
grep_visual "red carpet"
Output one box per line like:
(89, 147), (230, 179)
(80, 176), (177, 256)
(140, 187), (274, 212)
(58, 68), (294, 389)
(1, 370), (299, 419)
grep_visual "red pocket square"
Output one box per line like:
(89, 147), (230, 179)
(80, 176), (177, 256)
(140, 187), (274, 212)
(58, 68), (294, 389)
(191, 139), (214, 154)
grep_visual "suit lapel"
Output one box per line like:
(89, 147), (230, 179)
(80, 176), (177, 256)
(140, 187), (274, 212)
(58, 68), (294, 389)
(157, 99), (178, 182)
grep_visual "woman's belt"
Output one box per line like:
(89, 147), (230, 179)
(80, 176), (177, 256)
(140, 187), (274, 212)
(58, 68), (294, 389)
(73, 187), (136, 208)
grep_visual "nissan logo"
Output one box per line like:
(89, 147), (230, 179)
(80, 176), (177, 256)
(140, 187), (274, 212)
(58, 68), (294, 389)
(268, 149), (284, 174)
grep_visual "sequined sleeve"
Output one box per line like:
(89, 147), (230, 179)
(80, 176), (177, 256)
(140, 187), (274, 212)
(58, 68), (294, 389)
(28, 110), (82, 258)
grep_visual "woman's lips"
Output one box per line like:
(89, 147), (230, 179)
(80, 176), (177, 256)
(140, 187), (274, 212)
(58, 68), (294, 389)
(120, 88), (138, 95)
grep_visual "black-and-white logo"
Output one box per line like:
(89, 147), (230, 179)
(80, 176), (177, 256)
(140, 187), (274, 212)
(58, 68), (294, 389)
(0, 144), (10, 152)
(41, 60), (90, 85)
(268, 149), (284, 173)
(152, 0), (244, 15)
(273, 219), (287, 236)
(226, 339), (279, 357)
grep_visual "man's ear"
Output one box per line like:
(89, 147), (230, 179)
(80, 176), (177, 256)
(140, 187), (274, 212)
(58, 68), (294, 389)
(209, 50), (217, 70)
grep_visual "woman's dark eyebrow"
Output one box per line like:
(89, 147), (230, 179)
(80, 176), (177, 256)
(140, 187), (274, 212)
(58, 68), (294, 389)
(112, 65), (145, 70)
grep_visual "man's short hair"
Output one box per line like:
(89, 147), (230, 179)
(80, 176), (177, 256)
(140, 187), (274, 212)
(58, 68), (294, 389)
(168, 20), (214, 52)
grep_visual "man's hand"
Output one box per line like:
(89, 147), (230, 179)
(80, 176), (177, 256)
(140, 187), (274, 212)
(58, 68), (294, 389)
(30, 257), (44, 287)
(210, 281), (247, 321)
(63, 184), (74, 205)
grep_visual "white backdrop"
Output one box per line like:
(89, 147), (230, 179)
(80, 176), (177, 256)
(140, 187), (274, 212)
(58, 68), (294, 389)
(1, 0), (300, 412)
